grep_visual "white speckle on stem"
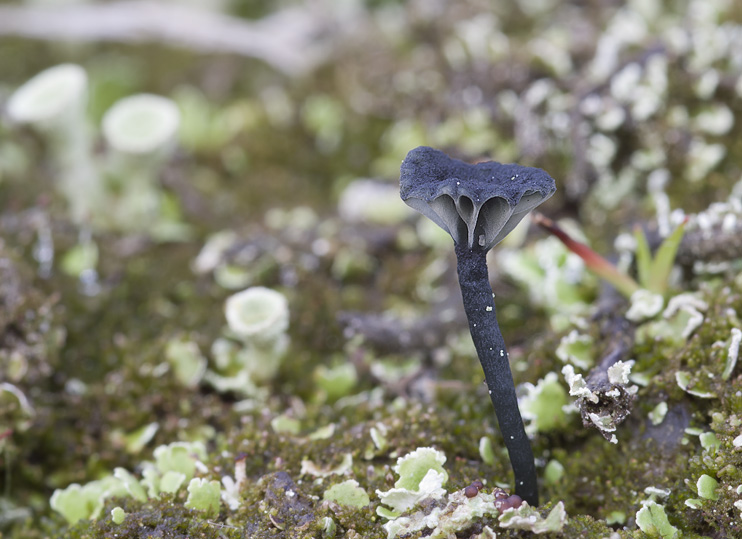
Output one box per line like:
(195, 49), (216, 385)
(723, 328), (742, 380)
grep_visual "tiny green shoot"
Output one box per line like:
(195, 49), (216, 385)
(534, 214), (687, 298)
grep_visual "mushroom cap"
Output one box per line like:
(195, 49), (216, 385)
(400, 146), (556, 251)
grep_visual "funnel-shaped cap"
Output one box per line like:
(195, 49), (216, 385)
(7, 64), (87, 127)
(102, 94), (180, 155)
(400, 146), (556, 251)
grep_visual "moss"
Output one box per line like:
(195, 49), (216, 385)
(14, 265), (741, 537)
(72, 498), (244, 539)
(4, 1), (742, 537)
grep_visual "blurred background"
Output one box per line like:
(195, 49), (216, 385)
(2, 0), (742, 537)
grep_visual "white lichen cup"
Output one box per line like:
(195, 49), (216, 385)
(102, 94), (180, 156)
(6, 63), (100, 223)
(224, 286), (290, 344)
(205, 287), (290, 395)
(6, 64), (87, 130)
(100, 94), (181, 230)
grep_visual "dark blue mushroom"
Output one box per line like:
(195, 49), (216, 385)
(400, 146), (556, 506)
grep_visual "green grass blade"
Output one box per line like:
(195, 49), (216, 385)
(634, 226), (652, 291)
(648, 219), (687, 294)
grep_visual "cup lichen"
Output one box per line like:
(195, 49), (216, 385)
(6, 63), (100, 224)
(205, 286), (290, 395)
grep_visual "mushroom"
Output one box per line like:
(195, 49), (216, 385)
(400, 146), (556, 506)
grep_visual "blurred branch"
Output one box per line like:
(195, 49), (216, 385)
(0, 1), (330, 76)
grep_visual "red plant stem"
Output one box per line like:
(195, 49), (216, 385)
(533, 214), (640, 298)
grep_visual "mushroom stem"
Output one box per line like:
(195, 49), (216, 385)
(454, 243), (538, 506)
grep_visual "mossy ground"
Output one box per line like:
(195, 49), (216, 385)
(2, 1), (742, 538)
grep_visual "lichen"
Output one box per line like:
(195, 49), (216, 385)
(3, 1), (742, 538)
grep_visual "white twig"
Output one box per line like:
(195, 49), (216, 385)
(0, 2), (329, 75)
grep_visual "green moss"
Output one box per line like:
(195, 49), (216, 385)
(4, 2), (742, 537)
